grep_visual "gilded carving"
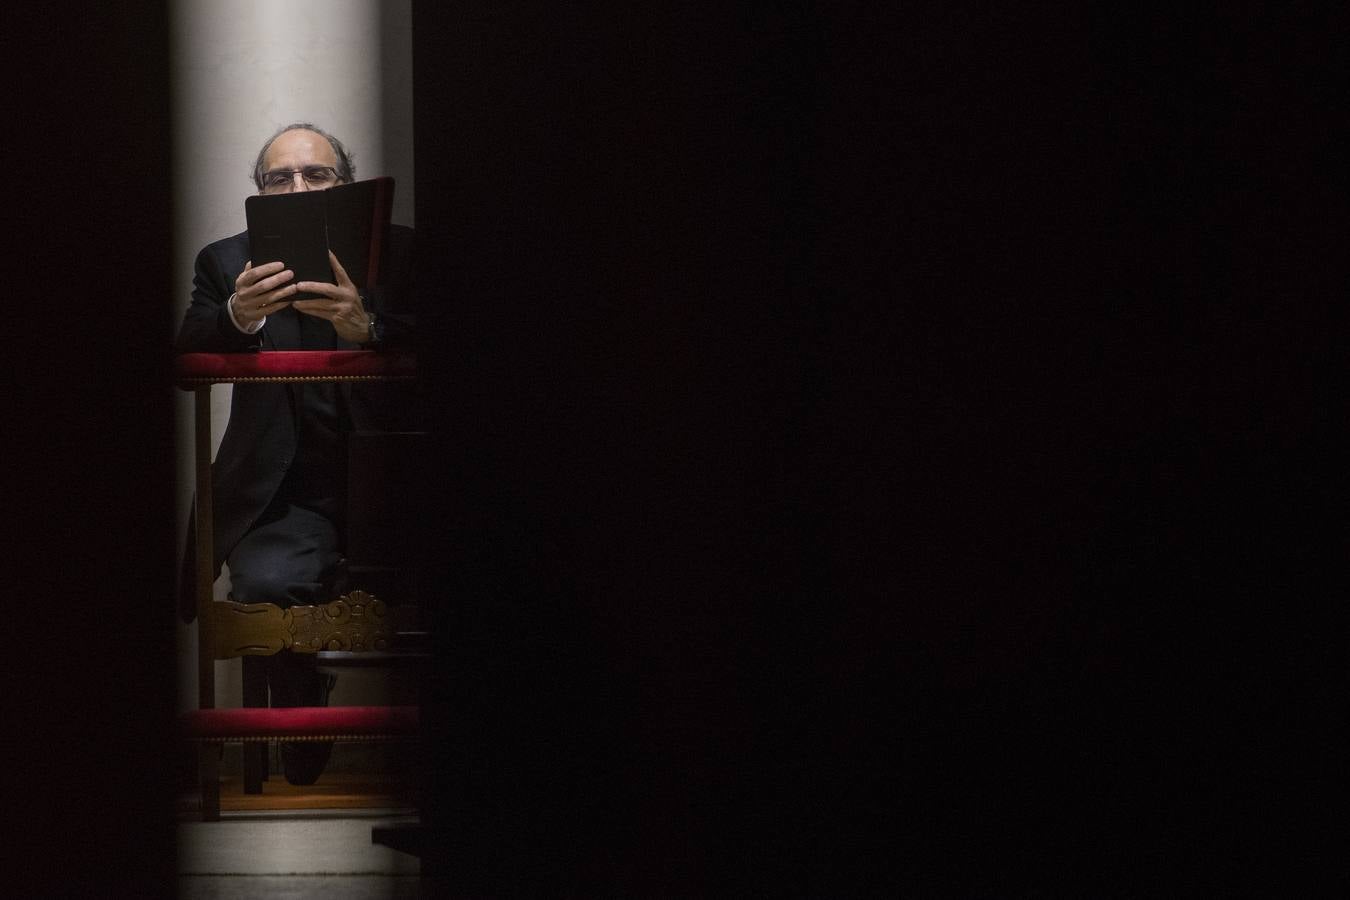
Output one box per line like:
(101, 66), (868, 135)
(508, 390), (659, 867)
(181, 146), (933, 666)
(209, 600), (288, 658)
(209, 590), (397, 659)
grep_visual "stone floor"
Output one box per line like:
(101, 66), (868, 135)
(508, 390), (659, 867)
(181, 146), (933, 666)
(179, 875), (422, 899)
(178, 809), (421, 899)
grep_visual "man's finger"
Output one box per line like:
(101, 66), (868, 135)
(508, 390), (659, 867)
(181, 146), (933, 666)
(291, 300), (338, 320)
(239, 260), (285, 288)
(293, 280), (341, 297)
(253, 269), (295, 293)
(328, 250), (353, 287)
(261, 283), (298, 305)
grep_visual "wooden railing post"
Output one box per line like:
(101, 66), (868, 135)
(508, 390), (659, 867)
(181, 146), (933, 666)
(193, 385), (220, 820)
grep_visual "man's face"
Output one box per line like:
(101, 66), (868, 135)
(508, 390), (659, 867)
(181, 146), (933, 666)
(259, 129), (342, 194)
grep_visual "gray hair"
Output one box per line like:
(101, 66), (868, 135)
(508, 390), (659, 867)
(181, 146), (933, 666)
(251, 123), (356, 190)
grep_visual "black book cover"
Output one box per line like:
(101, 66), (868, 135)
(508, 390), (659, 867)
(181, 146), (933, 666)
(244, 176), (395, 300)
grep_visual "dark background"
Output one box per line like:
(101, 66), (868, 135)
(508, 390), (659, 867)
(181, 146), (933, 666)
(4, 2), (1341, 895)
(4, 5), (178, 897)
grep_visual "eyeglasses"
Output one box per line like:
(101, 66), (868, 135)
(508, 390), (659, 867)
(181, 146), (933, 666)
(260, 165), (341, 193)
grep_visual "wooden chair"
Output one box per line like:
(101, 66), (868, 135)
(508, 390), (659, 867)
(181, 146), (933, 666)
(176, 350), (422, 820)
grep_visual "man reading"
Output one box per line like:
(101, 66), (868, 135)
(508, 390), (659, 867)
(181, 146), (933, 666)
(176, 123), (415, 785)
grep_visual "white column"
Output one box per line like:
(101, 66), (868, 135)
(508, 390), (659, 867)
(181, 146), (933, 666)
(170, 0), (414, 710)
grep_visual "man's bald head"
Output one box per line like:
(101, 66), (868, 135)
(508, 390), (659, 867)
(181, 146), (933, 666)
(252, 123), (355, 192)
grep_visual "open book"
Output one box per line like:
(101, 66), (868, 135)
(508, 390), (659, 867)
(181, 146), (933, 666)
(245, 176), (395, 300)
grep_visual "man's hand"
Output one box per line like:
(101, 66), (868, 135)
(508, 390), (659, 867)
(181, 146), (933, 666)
(293, 251), (372, 344)
(234, 260), (297, 327)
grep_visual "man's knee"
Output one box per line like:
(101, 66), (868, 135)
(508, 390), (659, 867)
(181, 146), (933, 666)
(226, 508), (342, 607)
(228, 565), (324, 608)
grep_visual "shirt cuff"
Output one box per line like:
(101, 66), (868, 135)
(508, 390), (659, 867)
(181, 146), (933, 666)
(227, 292), (264, 334)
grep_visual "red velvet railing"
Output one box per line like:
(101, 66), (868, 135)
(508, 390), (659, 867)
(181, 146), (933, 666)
(175, 349), (416, 385)
(182, 705), (419, 742)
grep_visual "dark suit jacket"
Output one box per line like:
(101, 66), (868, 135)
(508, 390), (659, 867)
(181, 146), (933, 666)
(176, 225), (419, 621)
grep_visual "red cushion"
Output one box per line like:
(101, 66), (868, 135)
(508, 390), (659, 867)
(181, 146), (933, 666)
(181, 705), (419, 741)
(175, 350), (416, 384)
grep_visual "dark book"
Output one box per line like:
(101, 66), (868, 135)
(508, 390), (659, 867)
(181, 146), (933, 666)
(245, 176), (395, 300)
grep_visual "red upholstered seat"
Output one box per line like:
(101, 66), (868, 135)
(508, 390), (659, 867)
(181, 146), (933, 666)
(175, 349), (416, 384)
(181, 705), (419, 742)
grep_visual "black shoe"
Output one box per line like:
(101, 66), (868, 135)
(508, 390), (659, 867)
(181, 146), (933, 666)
(281, 740), (334, 786)
(270, 660), (339, 785)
